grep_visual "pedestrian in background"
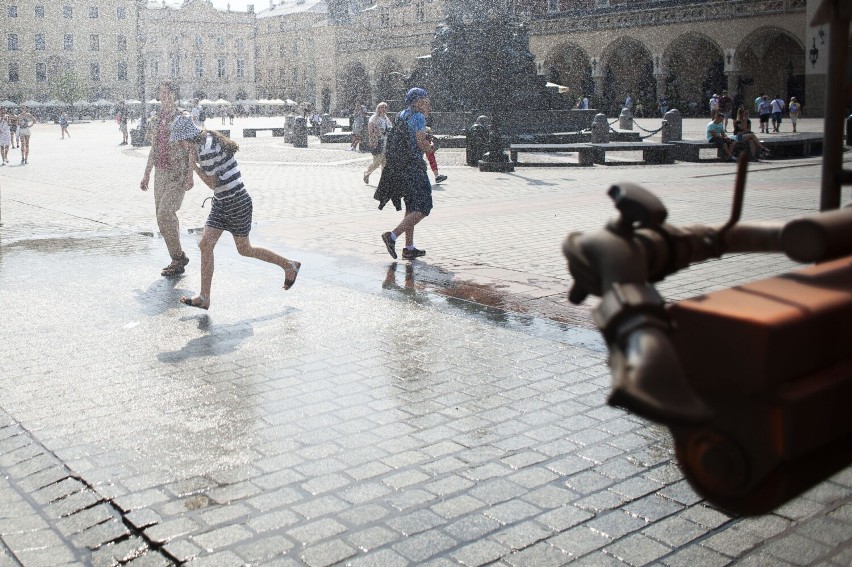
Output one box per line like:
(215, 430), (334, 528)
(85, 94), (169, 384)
(0, 113), (10, 164)
(363, 102), (392, 185)
(16, 106), (35, 165)
(718, 90), (733, 129)
(117, 103), (129, 145)
(9, 112), (18, 149)
(758, 95), (772, 134)
(168, 115), (301, 310)
(59, 112), (70, 139)
(350, 106), (366, 151)
(140, 80), (193, 278)
(770, 94), (785, 133)
(379, 87), (434, 261)
(709, 93), (720, 120)
(788, 97), (801, 133)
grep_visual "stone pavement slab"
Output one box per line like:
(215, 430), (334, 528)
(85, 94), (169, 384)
(0, 119), (850, 565)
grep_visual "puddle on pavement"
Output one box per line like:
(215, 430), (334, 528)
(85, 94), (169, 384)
(372, 258), (605, 353)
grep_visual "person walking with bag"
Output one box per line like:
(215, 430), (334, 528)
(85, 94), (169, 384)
(363, 102), (392, 184)
(140, 80), (193, 277)
(168, 115), (301, 310)
(377, 88), (434, 261)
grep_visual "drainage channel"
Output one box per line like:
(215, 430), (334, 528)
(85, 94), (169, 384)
(0, 410), (179, 565)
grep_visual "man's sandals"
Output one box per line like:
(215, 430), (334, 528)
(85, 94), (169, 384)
(180, 295), (210, 310)
(161, 254), (190, 277)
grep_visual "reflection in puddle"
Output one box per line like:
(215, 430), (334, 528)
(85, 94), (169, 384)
(380, 259), (604, 352)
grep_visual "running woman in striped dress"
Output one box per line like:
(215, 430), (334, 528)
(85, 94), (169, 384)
(169, 115), (300, 310)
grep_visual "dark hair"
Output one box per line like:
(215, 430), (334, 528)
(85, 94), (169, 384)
(159, 80), (179, 98)
(194, 129), (239, 155)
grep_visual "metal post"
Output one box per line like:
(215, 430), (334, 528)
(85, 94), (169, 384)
(819, 4), (850, 211)
(135, 0), (147, 144)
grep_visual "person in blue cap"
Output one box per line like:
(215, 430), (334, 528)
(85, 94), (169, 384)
(380, 87), (434, 260)
(168, 114), (301, 310)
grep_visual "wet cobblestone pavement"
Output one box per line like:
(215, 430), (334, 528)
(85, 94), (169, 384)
(0, 119), (851, 565)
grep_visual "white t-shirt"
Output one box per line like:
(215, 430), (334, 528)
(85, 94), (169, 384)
(770, 98), (785, 113)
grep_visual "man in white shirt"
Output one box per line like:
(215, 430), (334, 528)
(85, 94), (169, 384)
(770, 95), (785, 133)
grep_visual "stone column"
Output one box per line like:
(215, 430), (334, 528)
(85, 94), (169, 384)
(726, 72), (740, 98)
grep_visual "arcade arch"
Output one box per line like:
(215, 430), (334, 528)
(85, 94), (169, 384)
(663, 33), (724, 117)
(543, 42), (593, 104)
(600, 37), (654, 115)
(736, 28), (805, 108)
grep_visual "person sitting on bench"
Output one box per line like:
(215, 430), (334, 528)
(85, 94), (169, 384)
(706, 114), (736, 161)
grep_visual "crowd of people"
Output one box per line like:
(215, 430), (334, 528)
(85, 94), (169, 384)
(705, 90), (802, 161)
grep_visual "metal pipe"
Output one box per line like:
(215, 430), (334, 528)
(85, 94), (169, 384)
(819, 4), (849, 211)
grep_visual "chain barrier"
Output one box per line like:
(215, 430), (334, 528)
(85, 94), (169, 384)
(639, 127), (664, 140)
(632, 119), (664, 134)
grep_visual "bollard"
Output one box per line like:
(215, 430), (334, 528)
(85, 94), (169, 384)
(321, 113), (335, 135)
(466, 115), (490, 166)
(284, 114), (295, 143)
(293, 116), (308, 148)
(847, 114), (852, 147)
(619, 107), (633, 130)
(662, 109), (683, 143)
(591, 113), (610, 143)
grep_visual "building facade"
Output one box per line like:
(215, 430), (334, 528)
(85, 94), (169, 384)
(1, 0), (845, 117)
(141, 0), (256, 102)
(1, 1), (140, 104)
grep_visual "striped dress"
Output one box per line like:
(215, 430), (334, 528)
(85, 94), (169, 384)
(198, 133), (253, 236)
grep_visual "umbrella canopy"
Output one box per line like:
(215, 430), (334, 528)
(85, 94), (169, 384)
(146, 99), (161, 105)
(93, 98), (113, 106)
(268, 98), (286, 105)
(257, 98), (273, 105)
(545, 82), (570, 94)
(45, 99), (64, 107)
(72, 100), (91, 107)
(21, 100), (42, 107)
(199, 98), (214, 105)
(213, 98), (230, 105)
(0, 100), (18, 107)
(124, 99), (142, 105)
(285, 99), (297, 105)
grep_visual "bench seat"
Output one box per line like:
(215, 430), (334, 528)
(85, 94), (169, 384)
(243, 127), (286, 137)
(509, 142), (672, 166)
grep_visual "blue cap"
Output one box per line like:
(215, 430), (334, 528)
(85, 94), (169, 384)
(404, 87), (428, 106)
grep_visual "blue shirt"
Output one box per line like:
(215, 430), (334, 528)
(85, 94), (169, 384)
(399, 107), (426, 156)
(706, 121), (725, 142)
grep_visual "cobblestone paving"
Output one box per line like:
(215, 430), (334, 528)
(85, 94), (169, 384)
(0, 119), (850, 565)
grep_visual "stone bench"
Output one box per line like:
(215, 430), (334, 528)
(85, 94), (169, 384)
(509, 143), (596, 166)
(243, 127), (286, 138)
(510, 142), (672, 166)
(320, 132), (352, 144)
(586, 142), (673, 165)
(672, 133), (824, 162)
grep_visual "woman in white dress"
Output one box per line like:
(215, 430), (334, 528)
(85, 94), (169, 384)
(0, 113), (11, 165)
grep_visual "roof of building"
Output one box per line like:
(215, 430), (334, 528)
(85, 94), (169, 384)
(257, 0), (327, 18)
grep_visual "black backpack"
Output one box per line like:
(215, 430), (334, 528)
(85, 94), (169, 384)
(384, 112), (421, 169)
